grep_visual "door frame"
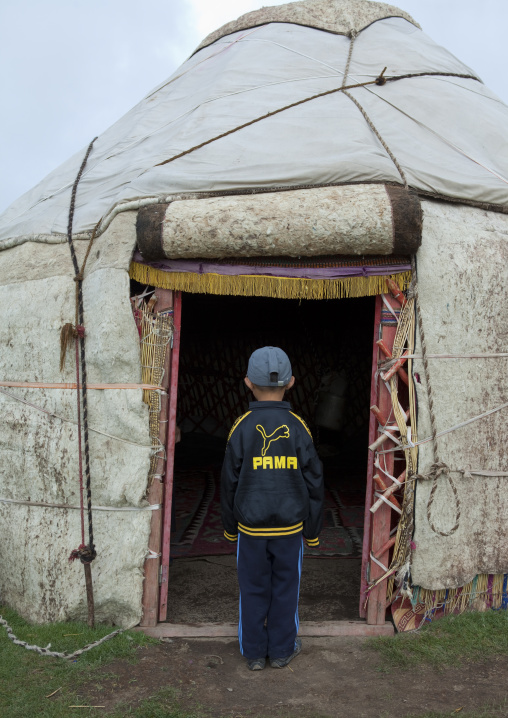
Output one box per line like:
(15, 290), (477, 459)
(141, 289), (403, 627)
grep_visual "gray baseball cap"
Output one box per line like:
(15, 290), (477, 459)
(247, 346), (292, 387)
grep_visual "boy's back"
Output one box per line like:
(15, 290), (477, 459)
(220, 346), (324, 671)
(221, 399), (323, 544)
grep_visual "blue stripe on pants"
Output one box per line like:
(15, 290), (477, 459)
(237, 532), (303, 660)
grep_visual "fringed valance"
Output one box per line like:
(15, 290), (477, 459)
(129, 255), (411, 300)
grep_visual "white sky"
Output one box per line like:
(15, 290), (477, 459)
(0, 0), (506, 214)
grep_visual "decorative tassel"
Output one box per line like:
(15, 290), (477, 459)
(411, 574), (508, 615)
(60, 323), (78, 371)
(129, 261), (411, 301)
(395, 560), (413, 600)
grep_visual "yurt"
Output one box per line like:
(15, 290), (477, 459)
(0, 0), (507, 635)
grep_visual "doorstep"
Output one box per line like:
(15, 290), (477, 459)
(134, 620), (394, 638)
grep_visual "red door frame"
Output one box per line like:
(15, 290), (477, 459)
(158, 291), (182, 622)
(360, 293), (401, 623)
(359, 295), (382, 617)
(148, 289), (401, 625)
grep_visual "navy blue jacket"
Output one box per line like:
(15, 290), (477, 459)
(221, 400), (324, 545)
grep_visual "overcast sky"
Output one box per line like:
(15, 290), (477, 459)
(0, 0), (506, 215)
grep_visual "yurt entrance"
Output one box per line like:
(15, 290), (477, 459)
(165, 292), (374, 627)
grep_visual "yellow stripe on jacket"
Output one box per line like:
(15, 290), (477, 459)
(237, 521), (303, 538)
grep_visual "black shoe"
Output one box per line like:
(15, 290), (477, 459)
(247, 657), (266, 670)
(270, 638), (302, 668)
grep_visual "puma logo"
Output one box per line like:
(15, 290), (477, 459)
(256, 424), (290, 456)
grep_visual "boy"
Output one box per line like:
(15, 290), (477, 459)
(221, 346), (324, 671)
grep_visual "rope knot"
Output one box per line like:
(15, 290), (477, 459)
(69, 544), (97, 565)
(75, 325), (86, 338)
(412, 461), (450, 482)
(74, 273), (84, 282)
(375, 67), (387, 85)
(60, 323), (78, 371)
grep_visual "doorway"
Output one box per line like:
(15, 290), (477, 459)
(165, 293), (375, 624)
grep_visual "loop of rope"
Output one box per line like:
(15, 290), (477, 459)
(411, 257), (461, 536)
(0, 615), (123, 659)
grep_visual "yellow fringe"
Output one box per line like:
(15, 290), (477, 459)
(416, 574), (507, 614)
(129, 262), (412, 301)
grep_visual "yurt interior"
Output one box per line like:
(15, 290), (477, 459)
(132, 277), (380, 624)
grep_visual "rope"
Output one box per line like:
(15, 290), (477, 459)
(385, 71), (478, 84)
(0, 615), (123, 659)
(75, 332), (85, 547)
(342, 31), (357, 88)
(0, 498), (161, 511)
(410, 256), (460, 537)
(377, 400), (508, 453)
(0, 387), (152, 447)
(155, 67), (386, 168)
(343, 90), (407, 187)
(152, 68), (471, 174)
(0, 382), (165, 389)
(406, 353), (508, 359)
(64, 139), (98, 565)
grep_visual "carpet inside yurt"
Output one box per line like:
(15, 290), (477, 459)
(160, 291), (375, 622)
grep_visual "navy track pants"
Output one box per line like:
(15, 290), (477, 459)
(237, 532), (303, 660)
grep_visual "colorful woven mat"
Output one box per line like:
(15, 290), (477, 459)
(170, 470), (364, 559)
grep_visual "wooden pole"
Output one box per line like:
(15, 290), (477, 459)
(376, 339), (409, 386)
(84, 563), (95, 629)
(159, 291), (182, 622)
(360, 295), (382, 618)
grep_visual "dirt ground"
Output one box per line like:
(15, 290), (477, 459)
(166, 555), (361, 623)
(82, 556), (508, 716)
(83, 635), (508, 717)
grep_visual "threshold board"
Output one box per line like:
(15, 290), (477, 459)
(135, 620), (394, 638)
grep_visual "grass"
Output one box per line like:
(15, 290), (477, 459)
(367, 610), (508, 668)
(3, 605), (508, 717)
(0, 604), (186, 718)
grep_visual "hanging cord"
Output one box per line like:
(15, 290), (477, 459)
(74, 328), (85, 548)
(60, 137), (99, 565)
(409, 256), (460, 536)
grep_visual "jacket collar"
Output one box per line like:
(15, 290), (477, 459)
(248, 400), (291, 410)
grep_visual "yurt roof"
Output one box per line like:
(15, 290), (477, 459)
(195, 0), (420, 51)
(1, 0), (508, 249)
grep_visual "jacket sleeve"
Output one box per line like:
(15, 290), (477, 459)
(220, 439), (241, 543)
(301, 438), (324, 546)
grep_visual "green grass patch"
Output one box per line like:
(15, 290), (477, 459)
(0, 604), (156, 717)
(368, 610), (508, 668)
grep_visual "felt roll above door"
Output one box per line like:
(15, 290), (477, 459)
(136, 184), (422, 260)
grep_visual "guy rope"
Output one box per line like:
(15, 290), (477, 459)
(60, 138), (99, 628)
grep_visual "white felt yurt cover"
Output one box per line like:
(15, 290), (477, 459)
(0, 0), (507, 626)
(1, 0), (507, 248)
